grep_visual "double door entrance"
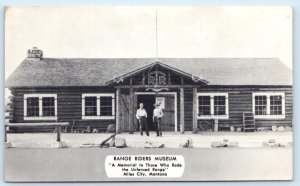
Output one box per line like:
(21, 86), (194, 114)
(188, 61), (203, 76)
(119, 91), (177, 132)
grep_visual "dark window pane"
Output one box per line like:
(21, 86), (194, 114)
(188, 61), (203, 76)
(214, 106), (226, 115)
(27, 97), (39, 106)
(214, 96), (226, 115)
(254, 96), (267, 115)
(100, 97), (112, 106)
(27, 97), (39, 116)
(42, 97), (55, 116)
(85, 107), (97, 116)
(85, 96), (97, 116)
(85, 97), (97, 106)
(42, 108), (55, 116)
(270, 95), (282, 115)
(100, 96), (113, 116)
(255, 105), (267, 115)
(214, 96), (225, 105)
(198, 96), (211, 116)
(100, 107), (113, 116)
(42, 97), (54, 107)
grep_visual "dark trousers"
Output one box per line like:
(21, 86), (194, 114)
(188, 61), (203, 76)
(139, 116), (149, 136)
(154, 117), (162, 136)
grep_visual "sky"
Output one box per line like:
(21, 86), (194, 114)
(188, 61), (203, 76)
(5, 6), (292, 79)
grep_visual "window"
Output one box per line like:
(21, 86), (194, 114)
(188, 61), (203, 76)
(100, 97), (113, 116)
(24, 94), (57, 120)
(198, 96), (211, 116)
(270, 95), (282, 115)
(42, 97), (55, 116)
(252, 92), (285, 119)
(84, 97), (97, 116)
(214, 96), (226, 115)
(254, 95), (267, 115)
(27, 97), (39, 117)
(197, 93), (228, 119)
(82, 94), (115, 119)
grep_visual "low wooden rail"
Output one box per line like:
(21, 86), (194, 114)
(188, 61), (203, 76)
(5, 122), (69, 142)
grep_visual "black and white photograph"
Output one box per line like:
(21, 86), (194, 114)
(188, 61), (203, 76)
(4, 6), (293, 182)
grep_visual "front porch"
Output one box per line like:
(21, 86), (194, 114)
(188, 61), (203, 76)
(111, 61), (208, 134)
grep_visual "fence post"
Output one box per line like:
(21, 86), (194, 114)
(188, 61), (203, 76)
(4, 125), (7, 142)
(192, 88), (198, 133)
(214, 119), (219, 132)
(56, 125), (61, 142)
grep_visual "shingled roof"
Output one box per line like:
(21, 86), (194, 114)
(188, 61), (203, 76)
(5, 58), (292, 87)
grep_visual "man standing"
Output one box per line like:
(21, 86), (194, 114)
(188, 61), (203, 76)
(136, 103), (149, 136)
(153, 102), (164, 137)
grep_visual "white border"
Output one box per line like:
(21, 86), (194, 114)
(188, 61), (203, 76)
(24, 94), (57, 121)
(197, 93), (229, 119)
(252, 92), (285, 119)
(135, 92), (178, 132)
(82, 93), (115, 120)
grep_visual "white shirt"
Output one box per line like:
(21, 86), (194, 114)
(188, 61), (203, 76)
(153, 108), (163, 118)
(136, 108), (147, 119)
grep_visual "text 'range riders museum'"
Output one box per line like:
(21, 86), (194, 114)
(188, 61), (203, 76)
(5, 47), (292, 133)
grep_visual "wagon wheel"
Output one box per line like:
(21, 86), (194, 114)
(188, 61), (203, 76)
(199, 121), (213, 131)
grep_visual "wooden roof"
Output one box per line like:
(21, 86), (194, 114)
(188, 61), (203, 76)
(5, 58), (292, 87)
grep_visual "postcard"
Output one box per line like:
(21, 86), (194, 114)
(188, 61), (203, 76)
(4, 6), (293, 182)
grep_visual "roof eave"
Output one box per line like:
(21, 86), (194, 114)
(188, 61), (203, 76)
(106, 61), (209, 85)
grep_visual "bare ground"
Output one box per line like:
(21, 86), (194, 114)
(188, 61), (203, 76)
(6, 131), (293, 148)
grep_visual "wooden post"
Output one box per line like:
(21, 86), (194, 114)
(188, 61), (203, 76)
(129, 88), (134, 134)
(180, 88), (185, 133)
(133, 93), (137, 131)
(4, 125), (7, 142)
(116, 88), (121, 134)
(155, 68), (158, 85)
(142, 71), (145, 85)
(56, 125), (61, 142)
(214, 119), (219, 132)
(193, 87), (198, 133)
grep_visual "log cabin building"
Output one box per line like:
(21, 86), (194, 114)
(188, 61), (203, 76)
(5, 48), (293, 133)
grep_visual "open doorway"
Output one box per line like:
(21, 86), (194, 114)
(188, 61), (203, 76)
(137, 95), (155, 131)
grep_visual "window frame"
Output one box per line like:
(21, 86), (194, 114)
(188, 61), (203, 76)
(252, 92), (285, 119)
(197, 93), (229, 119)
(82, 93), (115, 120)
(24, 94), (57, 120)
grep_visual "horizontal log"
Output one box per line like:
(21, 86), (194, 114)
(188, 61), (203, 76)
(6, 122), (69, 127)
